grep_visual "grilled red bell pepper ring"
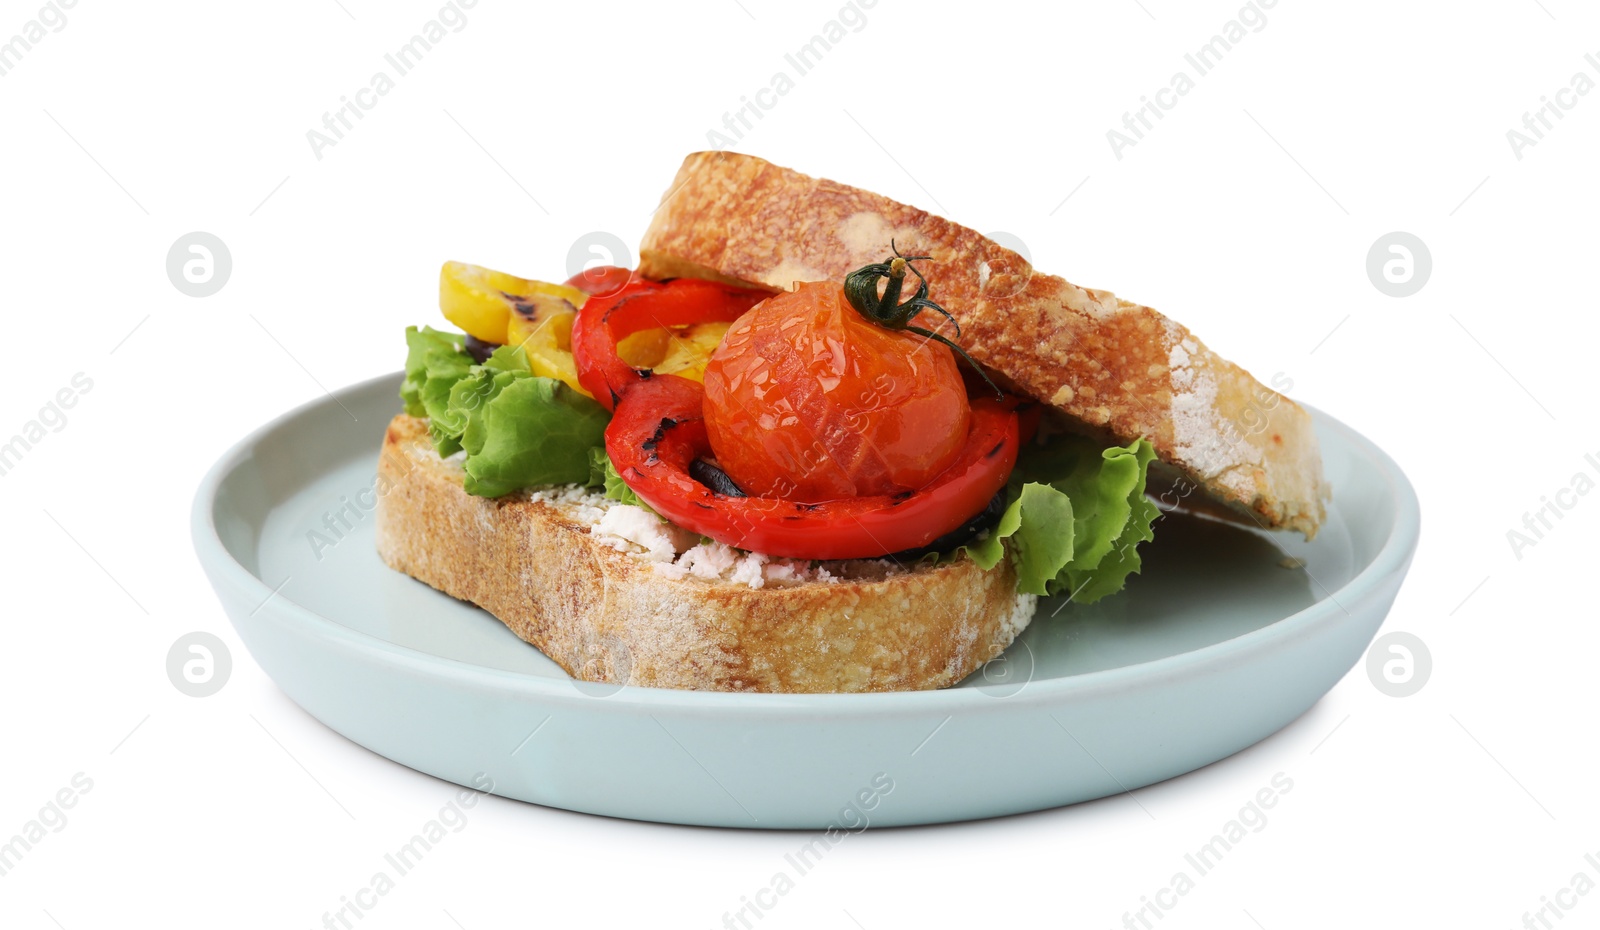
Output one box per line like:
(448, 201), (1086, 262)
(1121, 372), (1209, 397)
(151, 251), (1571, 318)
(563, 265), (636, 298)
(604, 374), (1020, 560)
(571, 277), (770, 410)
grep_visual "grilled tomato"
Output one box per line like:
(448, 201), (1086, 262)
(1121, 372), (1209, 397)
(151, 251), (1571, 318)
(701, 280), (970, 502)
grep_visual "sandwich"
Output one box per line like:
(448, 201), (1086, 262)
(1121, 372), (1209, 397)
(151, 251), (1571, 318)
(375, 151), (1328, 694)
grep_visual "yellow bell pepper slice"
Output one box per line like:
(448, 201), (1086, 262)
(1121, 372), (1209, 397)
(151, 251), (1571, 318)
(505, 294), (585, 394)
(439, 261), (588, 345)
(654, 322), (732, 382)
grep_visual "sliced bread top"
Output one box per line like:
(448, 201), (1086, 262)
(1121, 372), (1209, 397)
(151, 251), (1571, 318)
(639, 151), (1328, 538)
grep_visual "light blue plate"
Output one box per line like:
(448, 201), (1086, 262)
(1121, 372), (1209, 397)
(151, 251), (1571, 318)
(193, 373), (1418, 828)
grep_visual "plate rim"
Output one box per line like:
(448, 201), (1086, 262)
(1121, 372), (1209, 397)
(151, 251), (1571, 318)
(193, 371), (1420, 713)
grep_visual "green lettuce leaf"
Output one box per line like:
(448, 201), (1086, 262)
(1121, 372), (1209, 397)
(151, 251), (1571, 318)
(401, 326), (469, 418)
(437, 366), (513, 451)
(1007, 483), (1078, 594)
(961, 510), (1012, 571)
(586, 446), (661, 515)
(958, 482), (1074, 594)
(965, 433), (1159, 604)
(1055, 439), (1159, 602)
(482, 343), (530, 374)
(401, 326), (609, 497)
(435, 345), (534, 441)
(586, 446), (611, 489)
(458, 374), (610, 497)
(401, 326), (475, 456)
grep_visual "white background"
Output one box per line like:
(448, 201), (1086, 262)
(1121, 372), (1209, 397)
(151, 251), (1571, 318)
(2, 0), (1597, 927)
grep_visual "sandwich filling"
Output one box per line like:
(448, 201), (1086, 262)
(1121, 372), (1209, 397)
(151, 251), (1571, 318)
(400, 251), (1161, 604)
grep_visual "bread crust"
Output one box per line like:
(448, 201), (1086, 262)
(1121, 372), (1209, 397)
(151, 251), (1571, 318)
(640, 152), (1328, 537)
(374, 415), (1034, 693)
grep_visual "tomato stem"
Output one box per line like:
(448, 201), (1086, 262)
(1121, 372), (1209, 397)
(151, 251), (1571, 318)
(843, 242), (1002, 398)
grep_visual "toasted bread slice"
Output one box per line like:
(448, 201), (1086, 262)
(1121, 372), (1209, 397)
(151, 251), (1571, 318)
(374, 415), (1035, 693)
(640, 152), (1328, 538)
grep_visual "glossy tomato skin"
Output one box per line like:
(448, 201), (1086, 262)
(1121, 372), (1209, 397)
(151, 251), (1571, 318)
(701, 281), (971, 502)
